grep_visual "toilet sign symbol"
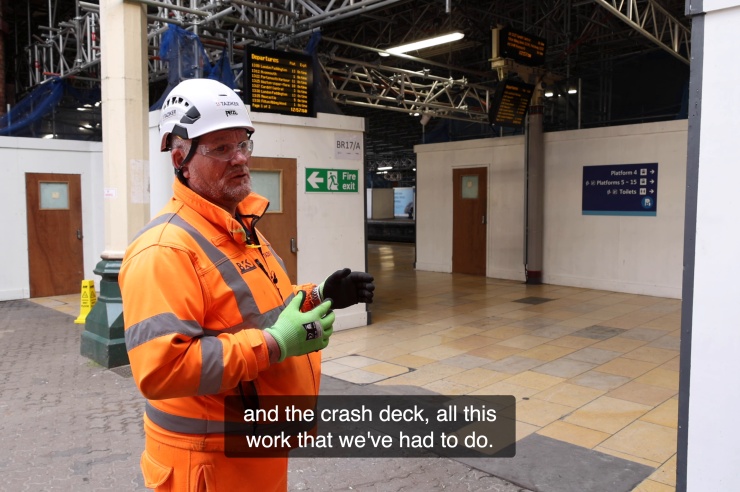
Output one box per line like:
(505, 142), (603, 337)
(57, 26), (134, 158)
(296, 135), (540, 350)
(327, 171), (339, 190)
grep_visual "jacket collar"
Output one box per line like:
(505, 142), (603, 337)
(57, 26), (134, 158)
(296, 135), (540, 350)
(172, 179), (270, 244)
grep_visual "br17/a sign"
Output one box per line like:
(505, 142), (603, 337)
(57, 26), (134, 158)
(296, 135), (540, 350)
(305, 168), (359, 193)
(582, 163), (658, 216)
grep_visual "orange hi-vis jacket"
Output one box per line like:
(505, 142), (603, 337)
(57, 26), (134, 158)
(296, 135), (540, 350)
(120, 179), (322, 449)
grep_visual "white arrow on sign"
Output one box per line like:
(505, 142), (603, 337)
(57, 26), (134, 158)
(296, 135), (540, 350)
(308, 171), (324, 189)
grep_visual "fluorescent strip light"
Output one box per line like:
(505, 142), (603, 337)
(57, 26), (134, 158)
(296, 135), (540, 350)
(386, 32), (464, 54)
(568, 88), (578, 94)
(544, 91), (554, 98)
(377, 166), (393, 171)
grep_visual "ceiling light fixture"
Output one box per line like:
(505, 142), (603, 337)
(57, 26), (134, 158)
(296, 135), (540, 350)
(377, 166), (393, 171)
(386, 32), (465, 55)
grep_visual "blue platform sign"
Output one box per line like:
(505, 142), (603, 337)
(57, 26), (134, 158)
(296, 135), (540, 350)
(582, 163), (658, 216)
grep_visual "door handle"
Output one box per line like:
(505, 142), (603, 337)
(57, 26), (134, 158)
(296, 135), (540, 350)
(290, 238), (297, 253)
(482, 216), (486, 225)
(76, 229), (83, 240)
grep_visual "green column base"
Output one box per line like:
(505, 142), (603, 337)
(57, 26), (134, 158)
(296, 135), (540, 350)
(80, 257), (129, 369)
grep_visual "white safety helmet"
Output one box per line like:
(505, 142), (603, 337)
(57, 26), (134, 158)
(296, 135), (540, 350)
(158, 78), (255, 152)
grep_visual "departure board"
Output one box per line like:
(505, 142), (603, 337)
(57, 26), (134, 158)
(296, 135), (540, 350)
(497, 27), (546, 67)
(244, 46), (314, 117)
(488, 80), (535, 128)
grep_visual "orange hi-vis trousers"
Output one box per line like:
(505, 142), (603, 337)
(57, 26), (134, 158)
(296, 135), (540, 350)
(140, 415), (288, 492)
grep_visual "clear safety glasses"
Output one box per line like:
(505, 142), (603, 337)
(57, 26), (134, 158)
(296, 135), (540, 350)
(197, 139), (254, 161)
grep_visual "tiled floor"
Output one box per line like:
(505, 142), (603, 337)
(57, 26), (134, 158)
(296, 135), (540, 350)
(32, 241), (680, 491)
(31, 292), (86, 318)
(322, 241), (679, 492)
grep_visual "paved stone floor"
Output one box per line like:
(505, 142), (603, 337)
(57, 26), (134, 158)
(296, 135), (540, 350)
(0, 299), (529, 492)
(4, 240), (681, 491)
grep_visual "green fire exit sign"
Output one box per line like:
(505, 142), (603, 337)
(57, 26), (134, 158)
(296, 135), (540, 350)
(305, 168), (359, 192)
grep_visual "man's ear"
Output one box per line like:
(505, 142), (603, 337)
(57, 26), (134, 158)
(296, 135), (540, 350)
(171, 148), (188, 178)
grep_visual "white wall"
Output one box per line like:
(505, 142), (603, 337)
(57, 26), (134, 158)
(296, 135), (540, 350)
(0, 136), (104, 301)
(685, 2), (740, 489)
(416, 119), (687, 298)
(149, 110), (368, 329)
(416, 135), (526, 280)
(544, 121), (687, 297)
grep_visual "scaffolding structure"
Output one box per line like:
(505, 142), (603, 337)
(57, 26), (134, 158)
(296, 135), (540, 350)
(20, 0), (690, 125)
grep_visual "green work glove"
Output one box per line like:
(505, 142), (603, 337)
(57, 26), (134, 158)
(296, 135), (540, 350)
(320, 268), (375, 309)
(265, 292), (334, 362)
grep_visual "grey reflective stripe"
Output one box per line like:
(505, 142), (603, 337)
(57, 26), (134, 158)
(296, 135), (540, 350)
(145, 401), (317, 436)
(201, 295), (293, 336)
(198, 336), (224, 395)
(248, 297), (290, 330)
(125, 313), (203, 351)
(146, 401), (226, 434)
(265, 242), (287, 273)
(131, 213), (177, 242)
(168, 215), (270, 328)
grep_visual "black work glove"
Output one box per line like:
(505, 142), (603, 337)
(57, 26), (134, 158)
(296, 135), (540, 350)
(320, 268), (375, 309)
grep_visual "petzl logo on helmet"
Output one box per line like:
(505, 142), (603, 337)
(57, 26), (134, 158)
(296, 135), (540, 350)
(225, 110), (239, 117)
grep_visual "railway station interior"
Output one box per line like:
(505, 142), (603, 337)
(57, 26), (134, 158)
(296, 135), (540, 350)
(1, 1), (739, 491)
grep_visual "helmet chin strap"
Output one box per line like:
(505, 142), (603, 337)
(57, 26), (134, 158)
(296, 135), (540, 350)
(174, 137), (200, 186)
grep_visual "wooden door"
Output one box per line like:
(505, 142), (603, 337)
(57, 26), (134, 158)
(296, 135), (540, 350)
(25, 173), (84, 297)
(249, 157), (298, 283)
(452, 167), (487, 275)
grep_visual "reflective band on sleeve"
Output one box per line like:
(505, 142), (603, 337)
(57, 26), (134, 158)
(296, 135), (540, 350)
(125, 313), (204, 351)
(146, 401), (226, 434)
(197, 336), (224, 396)
(200, 295), (291, 335)
(145, 401), (318, 436)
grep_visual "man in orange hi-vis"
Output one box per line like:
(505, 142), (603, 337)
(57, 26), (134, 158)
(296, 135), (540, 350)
(119, 78), (374, 491)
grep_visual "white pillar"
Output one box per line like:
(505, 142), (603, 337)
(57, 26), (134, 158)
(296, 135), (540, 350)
(80, 0), (149, 368)
(680, 1), (740, 490)
(99, 0), (150, 255)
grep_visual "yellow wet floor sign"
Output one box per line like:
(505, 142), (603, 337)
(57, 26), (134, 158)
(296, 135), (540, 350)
(74, 280), (97, 324)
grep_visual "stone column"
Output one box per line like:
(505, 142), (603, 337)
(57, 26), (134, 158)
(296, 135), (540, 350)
(81, 0), (149, 368)
(524, 89), (544, 284)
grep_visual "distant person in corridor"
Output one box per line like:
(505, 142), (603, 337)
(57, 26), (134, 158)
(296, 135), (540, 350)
(119, 78), (374, 491)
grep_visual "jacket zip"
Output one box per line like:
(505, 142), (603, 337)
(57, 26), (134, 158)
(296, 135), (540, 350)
(237, 205), (317, 399)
